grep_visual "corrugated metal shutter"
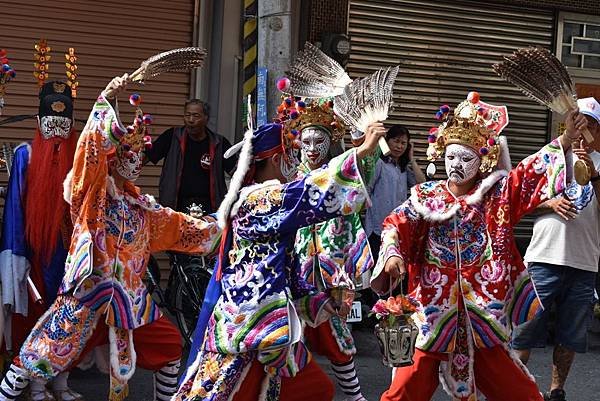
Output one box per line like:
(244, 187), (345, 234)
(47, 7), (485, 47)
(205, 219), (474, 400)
(0, 0), (196, 281)
(348, 0), (555, 239)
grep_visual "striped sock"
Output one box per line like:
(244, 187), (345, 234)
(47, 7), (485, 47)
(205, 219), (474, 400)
(331, 359), (366, 401)
(154, 359), (180, 401)
(0, 364), (30, 401)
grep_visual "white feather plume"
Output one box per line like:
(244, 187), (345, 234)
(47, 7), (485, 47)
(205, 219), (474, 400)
(286, 42), (352, 98)
(333, 66), (399, 132)
(217, 127), (254, 228)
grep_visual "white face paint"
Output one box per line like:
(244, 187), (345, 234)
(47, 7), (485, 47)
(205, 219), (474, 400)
(39, 116), (72, 139)
(280, 147), (300, 182)
(116, 150), (143, 181)
(301, 127), (331, 167)
(444, 144), (481, 185)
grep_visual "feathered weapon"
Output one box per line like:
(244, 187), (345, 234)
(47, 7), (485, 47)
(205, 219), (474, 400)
(493, 47), (594, 184)
(333, 66), (399, 155)
(104, 47), (207, 97)
(492, 47), (593, 143)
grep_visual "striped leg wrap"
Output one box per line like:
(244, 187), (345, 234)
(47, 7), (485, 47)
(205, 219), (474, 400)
(0, 364), (30, 401)
(154, 359), (180, 401)
(331, 359), (366, 401)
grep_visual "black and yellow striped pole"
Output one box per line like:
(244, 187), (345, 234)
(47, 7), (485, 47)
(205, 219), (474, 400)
(243, 0), (258, 125)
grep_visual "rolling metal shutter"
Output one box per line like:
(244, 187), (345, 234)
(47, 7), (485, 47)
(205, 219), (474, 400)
(1, 0), (196, 281)
(348, 0), (555, 239)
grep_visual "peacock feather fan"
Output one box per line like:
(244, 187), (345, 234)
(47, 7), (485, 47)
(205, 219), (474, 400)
(492, 47), (577, 115)
(333, 65), (399, 132)
(286, 42), (352, 98)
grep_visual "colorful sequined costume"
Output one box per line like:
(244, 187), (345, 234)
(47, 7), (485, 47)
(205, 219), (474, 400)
(372, 95), (569, 401)
(174, 123), (370, 401)
(0, 93), (221, 401)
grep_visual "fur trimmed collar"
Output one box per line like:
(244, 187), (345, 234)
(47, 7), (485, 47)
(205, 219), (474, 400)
(410, 170), (507, 222)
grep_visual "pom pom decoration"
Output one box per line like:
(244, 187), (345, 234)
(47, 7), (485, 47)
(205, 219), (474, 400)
(143, 135), (152, 143)
(276, 77), (291, 92)
(487, 138), (496, 146)
(479, 147), (489, 155)
(144, 142), (153, 150)
(284, 97), (293, 106)
(428, 127), (439, 135)
(129, 93), (142, 106)
(290, 111), (299, 119)
(467, 91), (480, 103)
(297, 100), (306, 109)
(440, 104), (450, 113)
(435, 111), (444, 121)
(427, 135), (437, 143)
(142, 114), (153, 125)
(122, 143), (132, 151)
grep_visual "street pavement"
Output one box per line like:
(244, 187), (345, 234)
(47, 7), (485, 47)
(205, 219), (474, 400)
(62, 318), (600, 401)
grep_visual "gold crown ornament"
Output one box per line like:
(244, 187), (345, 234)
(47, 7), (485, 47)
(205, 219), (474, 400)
(275, 95), (346, 143)
(426, 92), (509, 173)
(109, 93), (153, 157)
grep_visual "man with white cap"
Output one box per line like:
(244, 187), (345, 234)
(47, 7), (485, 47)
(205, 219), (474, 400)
(512, 97), (600, 401)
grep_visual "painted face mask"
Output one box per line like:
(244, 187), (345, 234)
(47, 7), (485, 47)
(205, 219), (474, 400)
(445, 144), (481, 185)
(301, 127), (331, 167)
(39, 116), (72, 139)
(116, 150), (143, 181)
(280, 147), (300, 182)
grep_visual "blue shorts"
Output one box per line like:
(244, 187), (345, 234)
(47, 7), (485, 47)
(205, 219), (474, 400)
(511, 262), (596, 353)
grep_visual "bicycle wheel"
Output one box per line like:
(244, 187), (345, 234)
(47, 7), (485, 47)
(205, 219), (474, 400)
(173, 262), (212, 346)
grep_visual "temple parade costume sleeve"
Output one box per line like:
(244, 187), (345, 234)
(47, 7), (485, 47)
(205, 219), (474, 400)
(0, 144), (31, 315)
(147, 208), (221, 256)
(60, 94), (123, 295)
(236, 148), (370, 239)
(500, 138), (568, 225)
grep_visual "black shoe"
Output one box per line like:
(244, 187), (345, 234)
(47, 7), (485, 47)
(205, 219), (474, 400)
(544, 389), (567, 401)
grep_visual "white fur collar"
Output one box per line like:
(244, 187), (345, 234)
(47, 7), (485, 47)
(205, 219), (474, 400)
(410, 169), (508, 222)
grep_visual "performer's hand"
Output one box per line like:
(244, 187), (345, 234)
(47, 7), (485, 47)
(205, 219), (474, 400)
(103, 74), (129, 99)
(357, 122), (386, 160)
(547, 197), (578, 220)
(384, 256), (406, 279)
(565, 109), (588, 142)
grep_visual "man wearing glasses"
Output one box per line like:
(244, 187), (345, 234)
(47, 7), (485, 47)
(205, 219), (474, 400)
(145, 99), (237, 213)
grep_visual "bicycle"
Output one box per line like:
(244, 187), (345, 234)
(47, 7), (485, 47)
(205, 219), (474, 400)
(144, 204), (214, 346)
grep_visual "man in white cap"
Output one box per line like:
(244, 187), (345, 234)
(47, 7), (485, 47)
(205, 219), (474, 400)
(512, 97), (600, 401)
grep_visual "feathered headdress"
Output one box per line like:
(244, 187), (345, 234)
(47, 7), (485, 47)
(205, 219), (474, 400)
(279, 42), (398, 155)
(492, 46), (593, 143)
(0, 49), (16, 114)
(427, 91), (509, 173)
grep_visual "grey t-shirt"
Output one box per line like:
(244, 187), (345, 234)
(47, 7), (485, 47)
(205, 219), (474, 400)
(524, 151), (600, 272)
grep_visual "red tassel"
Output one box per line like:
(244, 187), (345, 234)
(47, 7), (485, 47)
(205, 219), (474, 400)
(215, 225), (229, 281)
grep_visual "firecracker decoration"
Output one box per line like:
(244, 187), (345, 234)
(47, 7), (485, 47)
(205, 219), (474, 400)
(65, 47), (79, 98)
(0, 49), (17, 113)
(34, 39), (51, 87)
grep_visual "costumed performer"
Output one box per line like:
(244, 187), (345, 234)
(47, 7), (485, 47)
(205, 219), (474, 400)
(370, 92), (585, 401)
(172, 114), (386, 401)
(290, 97), (373, 401)
(0, 80), (81, 401)
(0, 75), (221, 401)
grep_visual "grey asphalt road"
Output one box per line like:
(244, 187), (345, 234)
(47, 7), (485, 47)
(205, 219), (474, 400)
(62, 319), (600, 401)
